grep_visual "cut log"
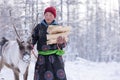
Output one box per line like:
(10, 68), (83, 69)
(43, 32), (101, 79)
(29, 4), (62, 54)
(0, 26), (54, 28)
(47, 37), (68, 44)
(47, 32), (69, 40)
(47, 25), (71, 44)
(47, 25), (71, 34)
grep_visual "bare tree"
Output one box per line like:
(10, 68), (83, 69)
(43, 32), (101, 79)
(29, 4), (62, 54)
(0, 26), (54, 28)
(118, 0), (120, 25)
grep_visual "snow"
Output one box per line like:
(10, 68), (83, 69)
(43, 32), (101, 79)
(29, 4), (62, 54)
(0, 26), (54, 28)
(65, 58), (120, 80)
(0, 58), (120, 80)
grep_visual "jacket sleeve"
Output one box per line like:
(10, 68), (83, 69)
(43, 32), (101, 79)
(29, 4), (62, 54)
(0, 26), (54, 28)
(32, 24), (40, 46)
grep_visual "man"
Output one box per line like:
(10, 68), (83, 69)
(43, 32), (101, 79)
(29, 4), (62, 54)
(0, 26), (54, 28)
(32, 6), (67, 80)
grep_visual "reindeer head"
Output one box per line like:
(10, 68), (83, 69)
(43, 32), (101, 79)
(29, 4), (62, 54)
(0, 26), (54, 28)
(16, 38), (33, 63)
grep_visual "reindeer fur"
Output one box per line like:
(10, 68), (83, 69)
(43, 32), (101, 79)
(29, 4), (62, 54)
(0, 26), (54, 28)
(0, 38), (32, 80)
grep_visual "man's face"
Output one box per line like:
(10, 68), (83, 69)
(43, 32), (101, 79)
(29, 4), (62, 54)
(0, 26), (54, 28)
(44, 12), (55, 24)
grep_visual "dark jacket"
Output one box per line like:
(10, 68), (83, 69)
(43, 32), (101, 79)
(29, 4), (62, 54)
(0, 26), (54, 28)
(32, 19), (64, 51)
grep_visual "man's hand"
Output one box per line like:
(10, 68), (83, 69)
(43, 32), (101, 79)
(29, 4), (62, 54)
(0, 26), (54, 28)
(56, 36), (66, 44)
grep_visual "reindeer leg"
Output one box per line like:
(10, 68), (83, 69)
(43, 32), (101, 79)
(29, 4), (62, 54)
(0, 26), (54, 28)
(0, 62), (2, 72)
(24, 66), (29, 80)
(0, 57), (3, 72)
(13, 68), (20, 80)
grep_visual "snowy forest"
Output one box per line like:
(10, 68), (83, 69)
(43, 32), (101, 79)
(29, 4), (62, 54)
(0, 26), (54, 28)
(0, 0), (120, 62)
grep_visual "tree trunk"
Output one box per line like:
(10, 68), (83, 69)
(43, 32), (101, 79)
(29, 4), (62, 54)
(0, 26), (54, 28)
(66, 1), (70, 26)
(118, 0), (120, 25)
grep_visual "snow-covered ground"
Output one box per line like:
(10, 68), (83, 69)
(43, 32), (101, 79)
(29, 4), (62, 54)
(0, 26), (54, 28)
(0, 58), (120, 80)
(65, 58), (120, 80)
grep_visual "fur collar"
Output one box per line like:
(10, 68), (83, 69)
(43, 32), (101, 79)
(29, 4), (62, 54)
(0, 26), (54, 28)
(41, 19), (58, 27)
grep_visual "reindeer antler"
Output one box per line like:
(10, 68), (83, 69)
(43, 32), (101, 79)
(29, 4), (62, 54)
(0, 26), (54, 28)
(9, 10), (22, 42)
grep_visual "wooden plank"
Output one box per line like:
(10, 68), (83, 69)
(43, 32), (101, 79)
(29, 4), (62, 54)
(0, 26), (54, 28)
(47, 32), (69, 40)
(47, 25), (71, 34)
(47, 37), (68, 44)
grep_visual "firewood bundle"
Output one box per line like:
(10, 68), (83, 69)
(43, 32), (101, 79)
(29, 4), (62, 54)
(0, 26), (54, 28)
(47, 25), (71, 44)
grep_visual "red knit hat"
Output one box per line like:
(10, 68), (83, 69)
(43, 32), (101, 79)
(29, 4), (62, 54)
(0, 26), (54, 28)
(44, 6), (56, 18)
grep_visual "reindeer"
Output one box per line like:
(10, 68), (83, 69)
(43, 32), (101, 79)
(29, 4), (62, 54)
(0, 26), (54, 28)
(0, 37), (34, 80)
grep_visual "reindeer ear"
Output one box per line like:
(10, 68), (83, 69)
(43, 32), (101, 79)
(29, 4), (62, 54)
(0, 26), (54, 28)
(16, 38), (24, 49)
(0, 37), (8, 45)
